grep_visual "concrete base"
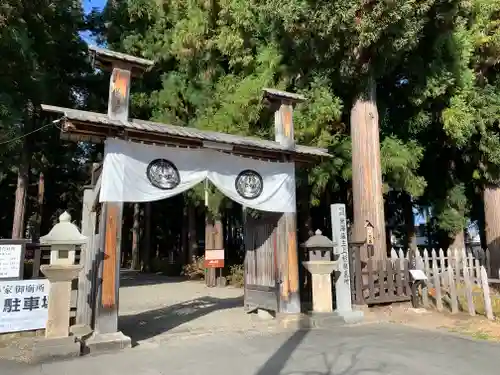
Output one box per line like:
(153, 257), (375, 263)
(3, 336), (82, 364)
(334, 309), (364, 324)
(31, 336), (81, 363)
(277, 312), (359, 330)
(83, 331), (132, 354)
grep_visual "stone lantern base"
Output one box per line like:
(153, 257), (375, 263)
(302, 260), (337, 313)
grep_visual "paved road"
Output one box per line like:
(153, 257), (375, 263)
(1, 324), (499, 375)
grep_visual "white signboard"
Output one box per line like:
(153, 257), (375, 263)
(409, 269), (428, 281)
(0, 279), (50, 333)
(0, 244), (22, 279)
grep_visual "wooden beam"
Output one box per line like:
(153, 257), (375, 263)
(58, 119), (326, 164)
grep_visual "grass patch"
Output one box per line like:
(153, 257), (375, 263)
(455, 283), (500, 316)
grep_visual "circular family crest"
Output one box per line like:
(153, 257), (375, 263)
(235, 169), (263, 200)
(146, 159), (180, 190)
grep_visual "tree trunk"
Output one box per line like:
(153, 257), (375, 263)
(131, 203), (140, 270)
(484, 185), (500, 277)
(12, 139), (30, 239)
(350, 75), (387, 260)
(205, 212), (216, 287)
(35, 172), (45, 241)
(141, 202), (152, 272)
(214, 217), (223, 283)
(449, 229), (465, 250)
(188, 203), (197, 262)
(403, 193), (417, 251)
(298, 185), (313, 243)
(180, 204), (188, 264)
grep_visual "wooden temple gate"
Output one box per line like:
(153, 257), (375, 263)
(41, 46), (330, 348)
(243, 211), (281, 312)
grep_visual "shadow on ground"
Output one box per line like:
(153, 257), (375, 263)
(119, 296), (243, 343)
(120, 270), (187, 288)
(255, 329), (387, 375)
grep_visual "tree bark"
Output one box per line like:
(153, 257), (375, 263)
(298, 185), (313, 243)
(449, 229), (465, 250)
(131, 203), (140, 270)
(350, 76), (387, 260)
(403, 193), (417, 251)
(34, 172), (45, 241)
(214, 217), (223, 283)
(484, 185), (500, 277)
(141, 202), (152, 272)
(188, 203), (197, 262)
(12, 138), (30, 239)
(205, 212), (216, 287)
(180, 204), (188, 264)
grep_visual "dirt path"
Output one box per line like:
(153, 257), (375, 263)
(360, 303), (500, 341)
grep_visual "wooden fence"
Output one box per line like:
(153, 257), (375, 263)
(390, 248), (499, 320)
(350, 243), (412, 305)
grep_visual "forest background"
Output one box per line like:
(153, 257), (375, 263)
(1, 0), (499, 271)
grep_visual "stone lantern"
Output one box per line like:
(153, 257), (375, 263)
(301, 230), (338, 313)
(40, 211), (87, 340)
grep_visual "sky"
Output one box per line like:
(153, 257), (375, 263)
(82, 0), (106, 13)
(81, 0), (106, 44)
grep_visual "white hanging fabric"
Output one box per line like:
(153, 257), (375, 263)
(99, 138), (297, 213)
(100, 138), (208, 203)
(206, 151), (296, 213)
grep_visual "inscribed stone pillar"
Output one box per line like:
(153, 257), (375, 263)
(330, 204), (364, 323)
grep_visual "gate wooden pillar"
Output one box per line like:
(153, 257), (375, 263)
(84, 47), (153, 351)
(263, 88), (305, 314)
(75, 185), (97, 329)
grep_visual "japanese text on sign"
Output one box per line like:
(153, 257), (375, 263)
(204, 249), (225, 268)
(337, 208), (350, 285)
(0, 244), (22, 279)
(0, 279), (50, 333)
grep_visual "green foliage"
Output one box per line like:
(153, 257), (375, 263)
(380, 137), (426, 197)
(0, 0), (96, 236)
(2, 0), (498, 247)
(434, 184), (469, 233)
(181, 256), (206, 280)
(226, 264), (244, 288)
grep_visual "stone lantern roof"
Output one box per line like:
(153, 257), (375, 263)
(302, 229), (334, 249)
(40, 211), (87, 246)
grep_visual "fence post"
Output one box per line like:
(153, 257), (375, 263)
(422, 249), (430, 307)
(432, 250), (443, 311)
(480, 266), (494, 320)
(462, 265), (476, 316)
(439, 249), (447, 287)
(474, 258), (481, 286)
(447, 266), (458, 314)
